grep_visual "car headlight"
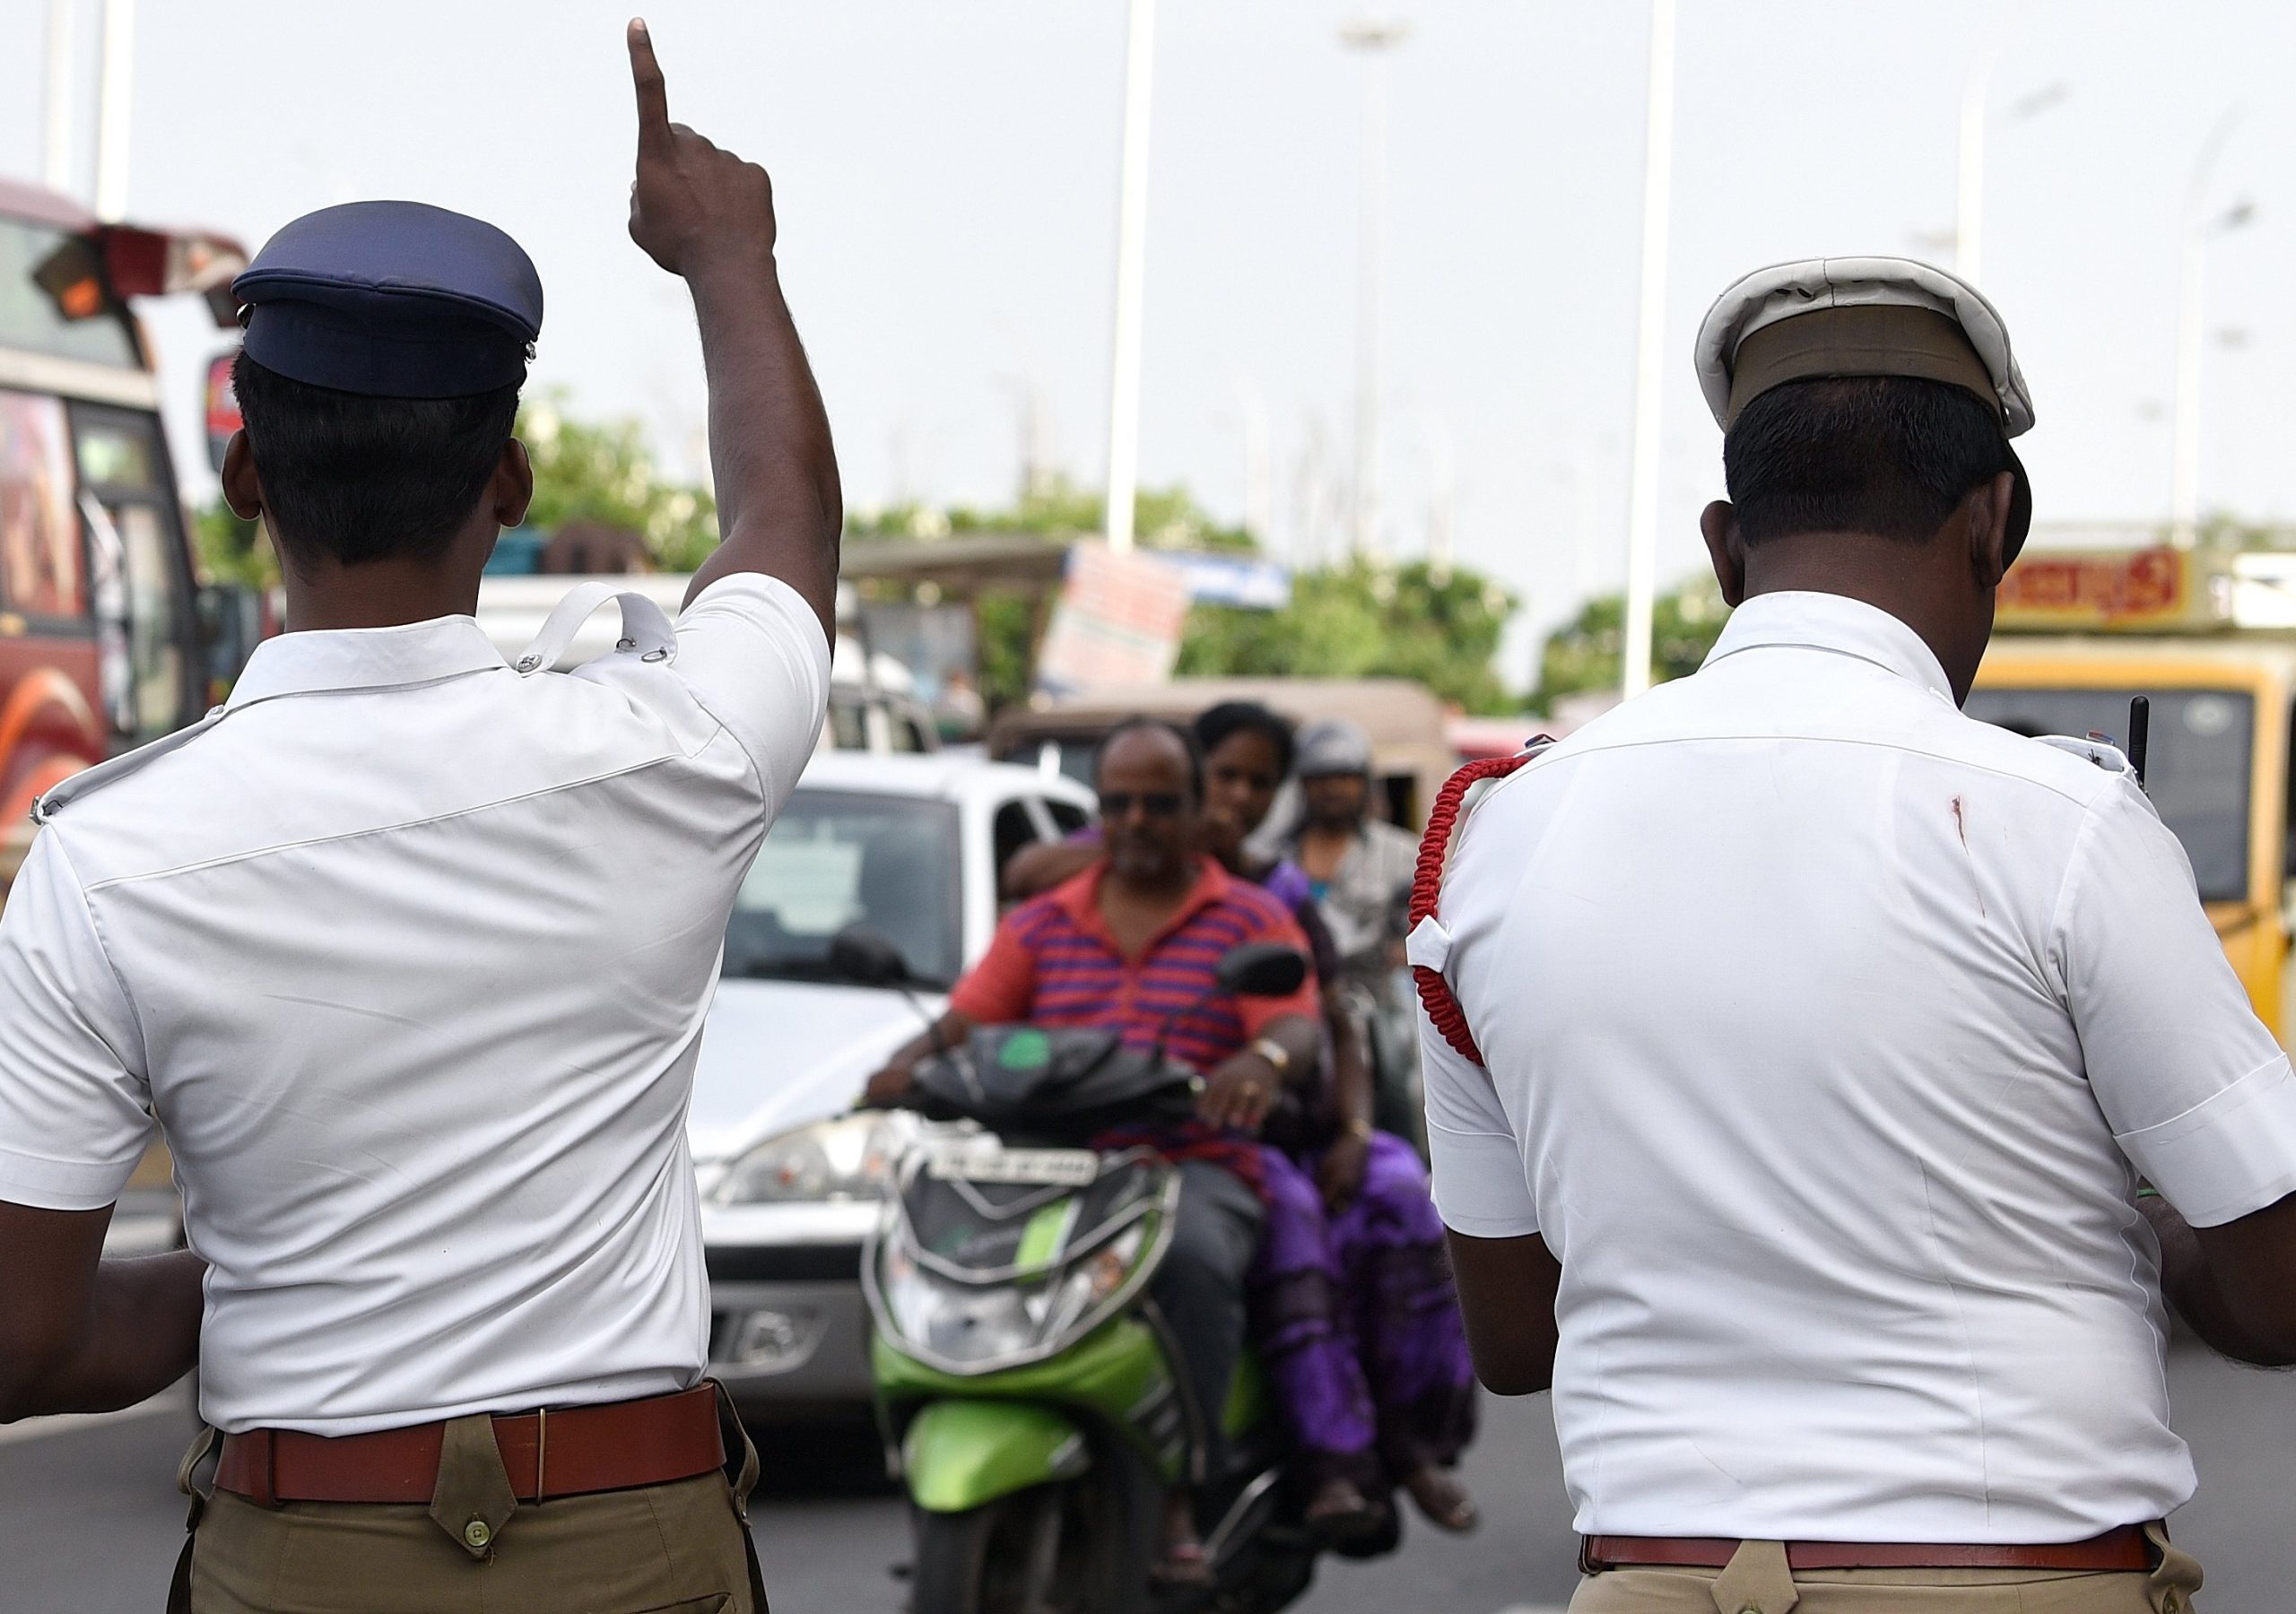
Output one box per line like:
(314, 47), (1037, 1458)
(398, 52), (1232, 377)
(712, 1112), (918, 1205)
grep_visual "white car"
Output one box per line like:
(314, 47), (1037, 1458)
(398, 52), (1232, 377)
(687, 751), (1095, 1419)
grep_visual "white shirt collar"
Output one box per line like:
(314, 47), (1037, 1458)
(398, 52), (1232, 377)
(1701, 590), (1954, 701)
(227, 615), (508, 709)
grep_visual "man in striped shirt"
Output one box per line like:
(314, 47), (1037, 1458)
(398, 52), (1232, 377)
(864, 718), (1320, 1579)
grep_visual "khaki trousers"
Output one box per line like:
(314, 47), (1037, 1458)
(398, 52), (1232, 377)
(171, 1395), (768, 1614)
(1569, 1529), (2203, 1614)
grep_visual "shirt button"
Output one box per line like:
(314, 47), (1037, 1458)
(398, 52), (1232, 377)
(463, 1518), (492, 1549)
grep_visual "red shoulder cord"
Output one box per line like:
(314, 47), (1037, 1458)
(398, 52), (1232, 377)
(1408, 742), (1552, 1064)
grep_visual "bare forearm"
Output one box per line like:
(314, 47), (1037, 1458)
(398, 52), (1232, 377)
(622, 21), (840, 632)
(2141, 1195), (2296, 1367)
(1260, 1013), (1318, 1077)
(1445, 1228), (1561, 1396)
(2, 1249), (203, 1421)
(1325, 1005), (1373, 1129)
(685, 264), (840, 628)
(900, 1009), (971, 1067)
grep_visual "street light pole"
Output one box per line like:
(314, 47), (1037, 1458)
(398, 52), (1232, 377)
(1619, 0), (1677, 699)
(1101, 0), (1157, 555)
(43, 0), (75, 196)
(92, 0), (133, 221)
(2170, 114), (2245, 551)
(1955, 41), (2001, 283)
(1341, 18), (1406, 562)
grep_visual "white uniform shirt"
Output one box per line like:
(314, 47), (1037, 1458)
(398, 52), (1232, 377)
(1419, 590), (2296, 1543)
(0, 573), (829, 1436)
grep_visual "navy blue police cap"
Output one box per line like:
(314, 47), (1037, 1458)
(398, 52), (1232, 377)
(231, 201), (543, 399)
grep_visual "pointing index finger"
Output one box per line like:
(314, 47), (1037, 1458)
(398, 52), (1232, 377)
(628, 18), (671, 152)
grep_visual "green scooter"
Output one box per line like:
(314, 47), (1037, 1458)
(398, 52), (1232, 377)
(845, 934), (1370, 1614)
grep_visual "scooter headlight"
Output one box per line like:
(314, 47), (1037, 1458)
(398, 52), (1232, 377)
(880, 1244), (1040, 1364)
(877, 1222), (1150, 1367)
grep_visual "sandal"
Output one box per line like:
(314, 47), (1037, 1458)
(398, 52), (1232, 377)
(1402, 1464), (1480, 1533)
(1150, 1540), (1213, 1586)
(1303, 1475), (1385, 1545)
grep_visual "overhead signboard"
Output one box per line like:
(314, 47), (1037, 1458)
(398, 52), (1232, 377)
(1033, 542), (1193, 696)
(1158, 551), (1290, 611)
(1995, 546), (2227, 632)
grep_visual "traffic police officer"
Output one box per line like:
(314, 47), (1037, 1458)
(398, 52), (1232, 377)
(0, 23), (835, 1612)
(1413, 257), (2296, 1611)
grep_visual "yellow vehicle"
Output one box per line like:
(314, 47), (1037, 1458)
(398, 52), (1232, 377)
(1971, 545), (2296, 1041)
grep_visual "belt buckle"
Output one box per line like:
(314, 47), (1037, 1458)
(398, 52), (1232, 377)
(534, 1406), (547, 1501)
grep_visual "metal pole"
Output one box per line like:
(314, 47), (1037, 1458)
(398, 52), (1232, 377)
(1235, 380), (1273, 547)
(1341, 21), (1405, 561)
(93, 0), (133, 221)
(1101, 0), (1157, 555)
(2170, 113), (2240, 551)
(1956, 42), (1998, 283)
(1619, 0), (1676, 699)
(43, 0), (76, 196)
(2170, 231), (2206, 551)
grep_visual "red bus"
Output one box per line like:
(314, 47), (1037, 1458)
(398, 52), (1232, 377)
(0, 177), (252, 894)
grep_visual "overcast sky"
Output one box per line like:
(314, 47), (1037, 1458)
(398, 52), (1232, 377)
(6, 0), (2294, 685)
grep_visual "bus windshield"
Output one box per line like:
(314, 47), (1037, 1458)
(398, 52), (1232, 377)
(1963, 688), (2254, 903)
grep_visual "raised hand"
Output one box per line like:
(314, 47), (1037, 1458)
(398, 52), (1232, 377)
(625, 18), (777, 282)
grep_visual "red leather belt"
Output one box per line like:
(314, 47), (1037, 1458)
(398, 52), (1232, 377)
(1581, 1523), (2155, 1575)
(216, 1384), (725, 1506)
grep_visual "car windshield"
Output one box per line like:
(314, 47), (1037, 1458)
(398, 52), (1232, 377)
(1963, 687), (2254, 902)
(724, 789), (962, 987)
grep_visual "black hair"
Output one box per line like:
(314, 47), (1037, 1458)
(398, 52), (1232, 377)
(1192, 701), (1295, 778)
(1724, 376), (2014, 546)
(1093, 717), (1205, 803)
(232, 351), (521, 569)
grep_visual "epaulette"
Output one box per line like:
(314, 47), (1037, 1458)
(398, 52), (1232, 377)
(30, 706), (227, 824)
(2031, 733), (2135, 777)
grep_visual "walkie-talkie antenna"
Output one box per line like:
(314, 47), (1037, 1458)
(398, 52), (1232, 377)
(2127, 696), (2151, 788)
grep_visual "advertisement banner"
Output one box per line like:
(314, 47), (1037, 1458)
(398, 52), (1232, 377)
(1033, 542), (1192, 696)
(1995, 547), (2216, 630)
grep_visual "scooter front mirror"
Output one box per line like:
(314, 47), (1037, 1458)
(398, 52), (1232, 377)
(1216, 942), (1308, 999)
(830, 924), (911, 988)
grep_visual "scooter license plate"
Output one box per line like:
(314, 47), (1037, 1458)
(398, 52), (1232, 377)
(923, 1141), (1100, 1186)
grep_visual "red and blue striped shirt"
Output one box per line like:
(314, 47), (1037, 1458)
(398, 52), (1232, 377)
(949, 856), (1320, 1188)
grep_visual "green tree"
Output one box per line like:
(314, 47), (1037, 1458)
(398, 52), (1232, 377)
(517, 394), (718, 569)
(855, 483), (1518, 712)
(1178, 557), (1518, 714)
(1531, 572), (1728, 713)
(851, 479), (1256, 709)
(195, 499), (280, 590)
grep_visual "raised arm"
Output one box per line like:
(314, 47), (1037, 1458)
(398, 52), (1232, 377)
(624, 19), (841, 638)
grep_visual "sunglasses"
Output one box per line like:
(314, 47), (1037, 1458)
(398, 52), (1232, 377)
(1098, 791), (1186, 820)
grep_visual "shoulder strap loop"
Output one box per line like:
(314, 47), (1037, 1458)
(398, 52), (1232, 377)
(515, 582), (677, 676)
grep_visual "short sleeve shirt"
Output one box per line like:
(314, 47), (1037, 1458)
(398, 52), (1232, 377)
(0, 573), (830, 1435)
(1417, 590), (2296, 1543)
(951, 856), (1320, 1070)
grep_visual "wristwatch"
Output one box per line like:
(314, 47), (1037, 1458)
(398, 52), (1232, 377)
(1248, 1036), (1292, 1077)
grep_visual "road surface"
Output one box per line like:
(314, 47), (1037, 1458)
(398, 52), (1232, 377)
(4, 1342), (2287, 1612)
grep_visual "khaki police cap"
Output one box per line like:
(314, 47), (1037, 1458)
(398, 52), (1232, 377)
(1693, 256), (2034, 438)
